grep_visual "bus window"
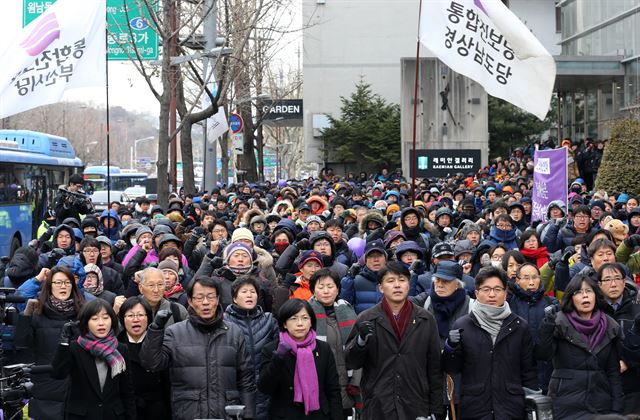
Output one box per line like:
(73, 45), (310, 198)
(0, 166), (29, 204)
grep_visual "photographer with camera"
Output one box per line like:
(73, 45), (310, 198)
(54, 174), (93, 225)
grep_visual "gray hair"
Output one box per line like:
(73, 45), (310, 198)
(140, 267), (163, 285)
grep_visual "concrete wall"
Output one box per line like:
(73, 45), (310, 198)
(400, 58), (489, 178)
(302, 0), (560, 170)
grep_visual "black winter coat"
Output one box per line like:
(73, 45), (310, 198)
(139, 311), (256, 420)
(345, 302), (444, 419)
(259, 338), (343, 420)
(537, 310), (624, 419)
(15, 304), (79, 420)
(50, 341), (137, 420)
(441, 312), (538, 420)
(117, 332), (171, 420)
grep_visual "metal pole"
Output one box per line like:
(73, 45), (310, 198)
(169, 0), (178, 193)
(104, 6), (111, 206)
(411, 0), (424, 207)
(203, 0), (218, 193)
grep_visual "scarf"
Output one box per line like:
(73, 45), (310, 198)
(310, 298), (356, 344)
(163, 282), (184, 299)
(381, 299), (413, 342)
(278, 330), (320, 415)
(520, 247), (550, 268)
(429, 288), (467, 338)
(510, 282), (546, 305)
(471, 301), (512, 344)
(489, 226), (517, 247)
(229, 265), (252, 276)
(188, 306), (223, 332)
(566, 310), (608, 350)
(77, 331), (126, 378)
(48, 295), (75, 315)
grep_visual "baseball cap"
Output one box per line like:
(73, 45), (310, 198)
(432, 242), (454, 259)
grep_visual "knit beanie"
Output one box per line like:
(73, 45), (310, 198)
(158, 259), (179, 278)
(231, 227), (255, 245)
(223, 242), (254, 265)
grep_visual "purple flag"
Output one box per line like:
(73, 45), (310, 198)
(532, 148), (568, 222)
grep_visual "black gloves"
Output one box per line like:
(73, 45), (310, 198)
(295, 239), (311, 251)
(625, 234), (640, 249)
(358, 321), (375, 344)
(384, 221), (397, 232)
(348, 263), (361, 278)
(60, 320), (79, 345)
(150, 310), (172, 330)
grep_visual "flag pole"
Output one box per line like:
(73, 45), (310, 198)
(104, 5), (111, 207)
(411, 0), (424, 207)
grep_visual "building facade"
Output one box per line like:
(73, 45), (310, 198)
(302, 0), (560, 174)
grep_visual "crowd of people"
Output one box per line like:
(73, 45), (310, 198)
(2, 147), (640, 420)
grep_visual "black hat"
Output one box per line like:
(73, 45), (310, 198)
(432, 242), (454, 259)
(364, 239), (386, 258)
(433, 260), (463, 281)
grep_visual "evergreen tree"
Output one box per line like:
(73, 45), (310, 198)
(595, 119), (640, 194)
(488, 96), (551, 158)
(322, 81), (401, 165)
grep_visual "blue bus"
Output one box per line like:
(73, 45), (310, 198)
(0, 130), (83, 257)
(83, 166), (147, 192)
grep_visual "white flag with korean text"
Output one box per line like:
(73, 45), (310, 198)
(0, 0), (105, 119)
(420, 0), (556, 120)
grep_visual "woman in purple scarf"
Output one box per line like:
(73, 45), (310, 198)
(259, 298), (344, 419)
(537, 273), (624, 419)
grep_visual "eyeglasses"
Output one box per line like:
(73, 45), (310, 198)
(496, 223), (512, 230)
(477, 286), (506, 294)
(52, 280), (72, 287)
(143, 283), (164, 291)
(82, 249), (100, 254)
(574, 215), (589, 220)
(572, 288), (595, 296)
(288, 315), (311, 323)
(600, 276), (624, 284)
(124, 313), (147, 320)
(191, 294), (218, 303)
(212, 228), (227, 233)
(404, 215), (418, 221)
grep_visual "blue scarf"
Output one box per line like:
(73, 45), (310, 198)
(429, 287), (466, 337)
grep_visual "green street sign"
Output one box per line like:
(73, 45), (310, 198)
(22, 0), (159, 61)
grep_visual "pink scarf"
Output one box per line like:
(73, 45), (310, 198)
(278, 329), (320, 414)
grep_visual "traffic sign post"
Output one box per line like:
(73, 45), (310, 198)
(232, 133), (244, 153)
(229, 113), (244, 134)
(23, 0), (159, 61)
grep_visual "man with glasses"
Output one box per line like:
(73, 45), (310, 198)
(137, 267), (187, 326)
(597, 262), (640, 413)
(544, 204), (594, 253)
(442, 266), (538, 419)
(140, 276), (255, 420)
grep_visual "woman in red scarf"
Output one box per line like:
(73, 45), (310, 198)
(518, 230), (549, 268)
(51, 299), (136, 419)
(159, 259), (187, 307)
(259, 299), (343, 419)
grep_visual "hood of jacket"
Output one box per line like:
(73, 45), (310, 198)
(359, 209), (386, 235)
(53, 224), (77, 253)
(306, 195), (329, 215)
(5, 248), (38, 284)
(99, 209), (122, 241)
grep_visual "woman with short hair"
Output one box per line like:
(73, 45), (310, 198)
(538, 273), (624, 418)
(51, 299), (136, 419)
(259, 299), (343, 419)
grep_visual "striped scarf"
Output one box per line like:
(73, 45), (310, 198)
(310, 298), (356, 344)
(77, 331), (126, 378)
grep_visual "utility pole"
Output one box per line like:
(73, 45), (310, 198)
(202, 0), (218, 193)
(169, 0), (178, 192)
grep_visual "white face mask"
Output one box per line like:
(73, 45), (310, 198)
(130, 237), (137, 247)
(490, 260), (502, 268)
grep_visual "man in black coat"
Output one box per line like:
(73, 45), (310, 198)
(441, 266), (538, 419)
(598, 263), (640, 414)
(54, 173), (93, 225)
(345, 261), (444, 420)
(139, 276), (255, 420)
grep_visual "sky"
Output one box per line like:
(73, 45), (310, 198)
(0, 0), (302, 117)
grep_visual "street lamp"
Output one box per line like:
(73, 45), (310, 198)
(132, 136), (155, 169)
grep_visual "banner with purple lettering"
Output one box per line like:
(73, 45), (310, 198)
(532, 148), (568, 223)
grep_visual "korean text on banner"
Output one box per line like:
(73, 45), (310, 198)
(0, 0), (106, 119)
(419, 0), (556, 120)
(532, 148), (568, 223)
